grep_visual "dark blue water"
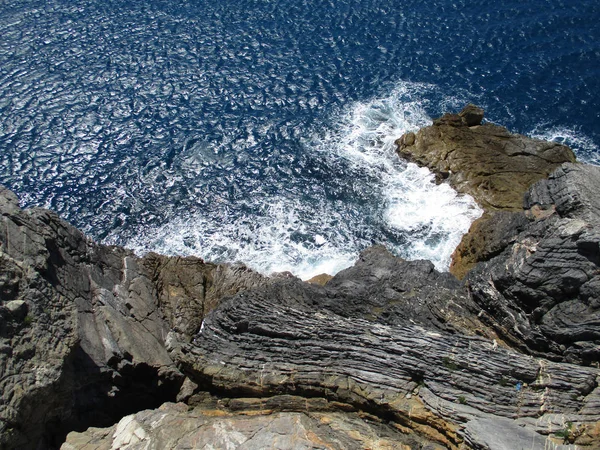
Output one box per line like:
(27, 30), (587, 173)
(1, 0), (599, 277)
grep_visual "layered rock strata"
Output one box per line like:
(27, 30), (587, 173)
(465, 164), (600, 365)
(61, 245), (600, 449)
(1, 108), (599, 450)
(0, 186), (267, 449)
(396, 105), (577, 278)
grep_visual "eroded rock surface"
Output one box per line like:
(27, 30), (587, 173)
(396, 105), (576, 212)
(396, 105), (577, 278)
(62, 401), (422, 450)
(172, 260), (600, 449)
(2, 109), (600, 450)
(466, 164), (600, 365)
(0, 186), (266, 449)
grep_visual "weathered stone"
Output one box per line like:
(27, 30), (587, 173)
(3, 300), (28, 319)
(62, 402), (417, 450)
(320, 246), (493, 336)
(176, 268), (600, 449)
(396, 105), (576, 212)
(396, 105), (576, 278)
(450, 211), (529, 279)
(176, 377), (199, 403)
(0, 186), (20, 213)
(142, 253), (268, 343)
(401, 131), (416, 146)
(306, 273), (334, 285)
(0, 188), (267, 449)
(463, 417), (574, 450)
(459, 103), (484, 126)
(466, 164), (600, 364)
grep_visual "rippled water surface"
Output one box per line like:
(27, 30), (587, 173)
(1, 0), (599, 277)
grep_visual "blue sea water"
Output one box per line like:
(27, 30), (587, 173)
(1, 0), (599, 278)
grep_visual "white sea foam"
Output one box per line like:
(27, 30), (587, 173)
(530, 125), (600, 166)
(312, 82), (482, 271)
(126, 197), (360, 280)
(126, 81), (482, 279)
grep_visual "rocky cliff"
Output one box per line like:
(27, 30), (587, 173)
(1, 107), (599, 450)
(0, 187), (267, 448)
(396, 104), (577, 278)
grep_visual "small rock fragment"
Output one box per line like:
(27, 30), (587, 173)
(459, 104), (484, 126)
(4, 300), (28, 320)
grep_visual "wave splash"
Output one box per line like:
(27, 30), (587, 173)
(126, 82), (483, 279)
(530, 125), (600, 166)
(313, 82), (482, 272)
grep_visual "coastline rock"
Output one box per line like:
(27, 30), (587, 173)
(62, 401), (419, 450)
(0, 189), (267, 449)
(142, 253), (267, 344)
(175, 266), (600, 449)
(450, 210), (530, 279)
(306, 273), (334, 285)
(458, 104), (484, 127)
(396, 107), (576, 210)
(396, 105), (576, 278)
(319, 246), (493, 336)
(2, 107), (600, 450)
(466, 163), (600, 364)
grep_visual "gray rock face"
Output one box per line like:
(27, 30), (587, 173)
(0, 194), (180, 449)
(173, 259), (600, 448)
(467, 164), (600, 365)
(463, 417), (577, 450)
(0, 188), (267, 449)
(317, 246), (493, 337)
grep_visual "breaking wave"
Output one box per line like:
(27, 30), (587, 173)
(127, 82), (482, 278)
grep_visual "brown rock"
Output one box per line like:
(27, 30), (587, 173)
(400, 131), (416, 146)
(306, 273), (334, 285)
(449, 211), (529, 279)
(458, 104), (484, 126)
(396, 105), (576, 277)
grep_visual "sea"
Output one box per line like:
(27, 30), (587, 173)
(1, 0), (599, 279)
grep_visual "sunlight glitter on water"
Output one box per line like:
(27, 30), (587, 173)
(126, 82), (482, 279)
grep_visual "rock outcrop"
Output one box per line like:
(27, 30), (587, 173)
(395, 107), (600, 366)
(396, 104), (577, 278)
(396, 104), (576, 212)
(1, 107), (599, 450)
(0, 186), (267, 449)
(61, 246), (600, 449)
(466, 163), (600, 365)
(62, 401), (423, 450)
